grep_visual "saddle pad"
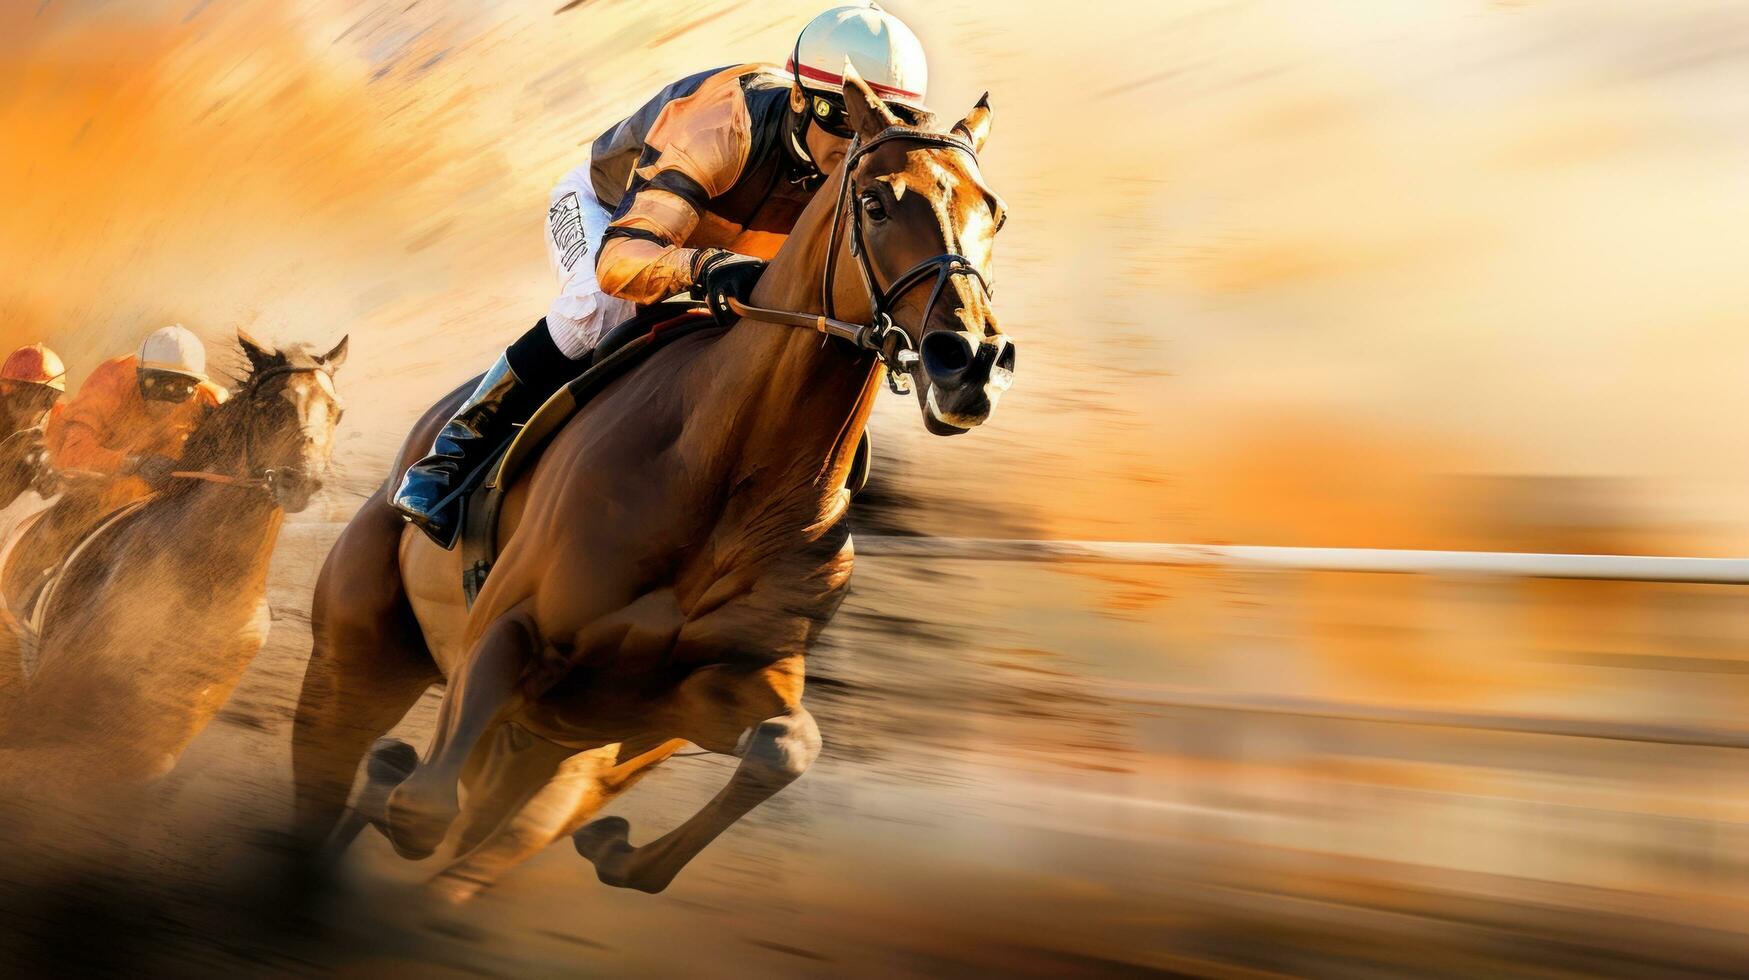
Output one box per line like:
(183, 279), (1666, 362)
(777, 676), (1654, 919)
(11, 497), (152, 677)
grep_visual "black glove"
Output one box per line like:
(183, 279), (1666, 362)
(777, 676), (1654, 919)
(131, 454), (178, 488)
(691, 249), (768, 327)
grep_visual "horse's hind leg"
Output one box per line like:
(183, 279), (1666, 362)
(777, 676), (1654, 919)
(291, 494), (439, 852)
(575, 659), (819, 894)
(433, 738), (684, 902)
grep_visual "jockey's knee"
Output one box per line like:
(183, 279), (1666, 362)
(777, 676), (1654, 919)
(542, 304), (607, 362)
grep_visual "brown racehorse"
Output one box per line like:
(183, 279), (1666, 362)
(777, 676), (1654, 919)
(291, 72), (1012, 897)
(0, 333), (347, 788)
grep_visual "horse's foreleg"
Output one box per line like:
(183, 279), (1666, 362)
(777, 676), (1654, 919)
(386, 611), (537, 859)
(431, 738), (686, 902)
(575, 707), (820, 894)
(429, 738), (605, 903)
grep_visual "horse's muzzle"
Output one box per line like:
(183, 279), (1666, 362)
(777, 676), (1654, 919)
(271, 468), (322, 513)
(918, 331), (1015, 434)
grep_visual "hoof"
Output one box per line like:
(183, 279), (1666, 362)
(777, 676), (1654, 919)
(383, 774), (458, 861)
(572, 816), (630, 863)
(366, 738), (419, 786)
(573, 817), (668, 894)
(350, 739), (419, 843)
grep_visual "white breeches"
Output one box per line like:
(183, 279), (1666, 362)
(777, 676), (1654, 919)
(543, 163), (635, 359)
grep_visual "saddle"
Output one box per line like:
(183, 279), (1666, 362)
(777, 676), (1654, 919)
(0, 496), (151, 676)
(452, 301), (872, 607)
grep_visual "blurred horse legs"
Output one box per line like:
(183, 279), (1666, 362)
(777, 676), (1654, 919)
(425, 725), (583, 902)
(575, 707), (819, 894)
(434, 737), (685, 902)
(385, 610), (536, 859)
(291, 497), (439, 854)
(447, 724), (582, 856)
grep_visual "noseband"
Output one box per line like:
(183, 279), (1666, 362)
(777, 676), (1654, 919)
(727, 128), (992, 394)
(171, 363), (328, 501)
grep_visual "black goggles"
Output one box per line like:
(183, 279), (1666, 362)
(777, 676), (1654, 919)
(139, 370), (201, 403)
(807, 93), (922, 140)
(809, 94), (856, 139)
(0, 381), (60, 412)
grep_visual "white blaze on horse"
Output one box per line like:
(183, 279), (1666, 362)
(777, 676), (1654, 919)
(291, 72), (1012, 898)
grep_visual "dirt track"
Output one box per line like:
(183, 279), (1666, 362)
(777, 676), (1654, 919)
(0, 501), (1741, 977)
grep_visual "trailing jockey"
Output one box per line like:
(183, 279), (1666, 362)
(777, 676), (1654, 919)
(0, 344), (68, 502)
(0, 344), (66, 438)
(3, 325), (226, 614)
(46, 324), (227, 507)
(392, 3), (930, 547)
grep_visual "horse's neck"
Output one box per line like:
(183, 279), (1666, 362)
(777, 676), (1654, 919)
(179, 396), (250, 476)
(162, 401), (285, 577)
(160, 483), (283, 582)
(695, 171), (881, 524)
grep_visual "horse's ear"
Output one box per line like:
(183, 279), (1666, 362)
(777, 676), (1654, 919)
(841, 62), (902, 141)
(236, 329), (276, 374)
(952, 93), (992, 154)
(318, 335), (349, 372)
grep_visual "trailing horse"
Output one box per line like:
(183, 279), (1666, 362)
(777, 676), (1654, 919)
(291, 72), (1013, 898)
(0, 333), (347, 788)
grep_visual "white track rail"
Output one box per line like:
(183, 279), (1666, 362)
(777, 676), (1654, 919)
(851, 537), (1749, 584)
(283, 524), (1749, 584)
(275, 524), (1749, 747)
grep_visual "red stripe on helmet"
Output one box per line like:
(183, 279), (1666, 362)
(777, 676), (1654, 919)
(786, 60), (923, 103)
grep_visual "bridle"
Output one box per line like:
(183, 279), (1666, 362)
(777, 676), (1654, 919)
(170, 363), (330, 501)
(727, 127), (993, 395)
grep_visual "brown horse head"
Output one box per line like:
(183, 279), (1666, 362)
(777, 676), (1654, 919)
(185, 330), (348, 512)
(838, 70), (1014, 436)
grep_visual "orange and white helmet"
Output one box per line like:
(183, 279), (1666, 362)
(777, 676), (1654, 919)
(138, 323), (207, 380)
(1, 343), (67, 392)
(788, 4), (928, 114)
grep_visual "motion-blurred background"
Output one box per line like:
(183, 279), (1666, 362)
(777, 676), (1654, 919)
(2, 0), (1747, 975)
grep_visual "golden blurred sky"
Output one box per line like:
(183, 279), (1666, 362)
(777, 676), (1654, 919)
(4, 0), (1748, 550)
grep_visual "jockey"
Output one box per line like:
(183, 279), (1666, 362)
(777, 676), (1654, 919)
(45, 324), (227, 504)
(392, 3), (929, 545)
(0, 344), (68, 498)
(0, 343), (67, 438)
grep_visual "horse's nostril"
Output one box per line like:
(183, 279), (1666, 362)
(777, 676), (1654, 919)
(920, 331), (974, 384)
(994, 339), (1015, 373)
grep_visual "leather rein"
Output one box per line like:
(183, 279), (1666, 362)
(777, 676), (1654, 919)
(726, 127), (992, 395)
(169, 363), (328, 499)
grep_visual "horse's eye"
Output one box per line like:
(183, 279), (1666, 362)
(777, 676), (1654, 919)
(861, 193), (887, 221)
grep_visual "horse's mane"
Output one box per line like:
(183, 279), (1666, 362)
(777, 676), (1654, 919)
(177, 342), (324, 474)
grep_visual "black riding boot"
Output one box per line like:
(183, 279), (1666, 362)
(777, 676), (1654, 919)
(392, 319), (581, 547)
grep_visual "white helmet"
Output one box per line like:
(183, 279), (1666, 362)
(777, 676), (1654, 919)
(788, 4), (928, 113)
(138, 324), (207, 379)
